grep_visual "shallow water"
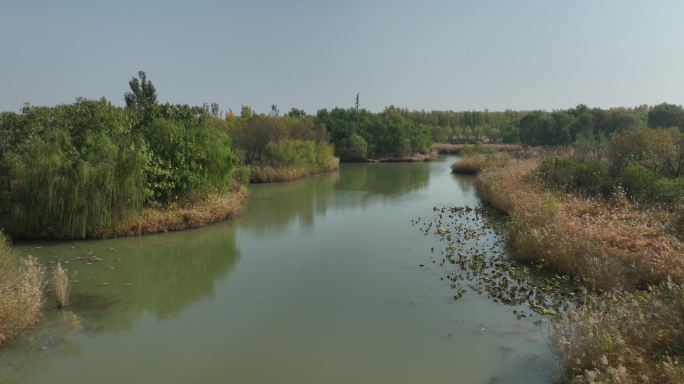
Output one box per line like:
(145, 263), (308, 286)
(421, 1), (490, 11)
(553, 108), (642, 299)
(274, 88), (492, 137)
(1, 157), (556, 384)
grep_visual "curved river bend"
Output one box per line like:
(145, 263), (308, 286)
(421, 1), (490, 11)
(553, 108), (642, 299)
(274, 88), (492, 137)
(1, 157), (555, 384)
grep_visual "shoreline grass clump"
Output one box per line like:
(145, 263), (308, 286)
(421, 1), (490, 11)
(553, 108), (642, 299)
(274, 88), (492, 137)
(96, 185), (248, 238)
(0, 233), (45, 344)
(451, 154), (495, 174)
(52, 263), (70, 309)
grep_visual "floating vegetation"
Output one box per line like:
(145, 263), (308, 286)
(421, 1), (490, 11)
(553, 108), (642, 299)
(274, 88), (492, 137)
(413, 205), (582, 321)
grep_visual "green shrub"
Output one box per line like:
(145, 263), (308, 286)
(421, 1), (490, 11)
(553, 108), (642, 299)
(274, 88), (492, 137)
(652, 178), (684, 204)
(337, 133), (368, 161)
(140, 117), (236, 205)
(539, 157), (613, 196)
(0, 100), (148, 238)
(573, 159), (611, 195)
(621, 163), (658, 199)
(608, 128), (683, 177)
(538, 156), (579, 191)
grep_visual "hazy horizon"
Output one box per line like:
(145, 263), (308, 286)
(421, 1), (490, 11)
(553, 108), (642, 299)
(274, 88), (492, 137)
(2, 0), (683, 114)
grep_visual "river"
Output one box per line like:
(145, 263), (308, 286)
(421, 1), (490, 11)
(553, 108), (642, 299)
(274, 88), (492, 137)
(1, 157), (556, 384)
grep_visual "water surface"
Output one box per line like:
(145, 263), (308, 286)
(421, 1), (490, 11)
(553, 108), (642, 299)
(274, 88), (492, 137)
(1, 157), (555, 384)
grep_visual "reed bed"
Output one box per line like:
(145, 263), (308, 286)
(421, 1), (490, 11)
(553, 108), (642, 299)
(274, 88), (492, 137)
(473, 155), (684, 383)
(0, 234), (45, 344)
(250, 160), (339, 183)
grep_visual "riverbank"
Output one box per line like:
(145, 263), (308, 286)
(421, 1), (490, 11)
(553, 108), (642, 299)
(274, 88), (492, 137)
(452, 154), (684, 383)
(367, 151), (437, 163)
(249, 159), (340, 183)
(432, 143), (519, 154)
(0, 186), (248, 344)
(93, 185), (249, 239)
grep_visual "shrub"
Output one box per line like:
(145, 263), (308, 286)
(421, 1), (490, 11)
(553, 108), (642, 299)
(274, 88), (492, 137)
(0, 233), (45, 344)
(620, 163), (658, 199)
(652, 177), (684, 204)
(538, 156), (612, 196)
(141, 117), (237, 205)
(538, 156), (578, 191)
(337, 133), (368, 161)
(574, 159), (612, 195)
(608, 128), (682, 177)
(0, 100), (148, 238)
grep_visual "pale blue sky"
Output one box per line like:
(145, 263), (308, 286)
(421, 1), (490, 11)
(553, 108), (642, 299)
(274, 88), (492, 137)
(1, 0), (683, 113)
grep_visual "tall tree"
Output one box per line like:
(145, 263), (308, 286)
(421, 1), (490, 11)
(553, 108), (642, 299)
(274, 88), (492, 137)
(124, 71), (158, 110)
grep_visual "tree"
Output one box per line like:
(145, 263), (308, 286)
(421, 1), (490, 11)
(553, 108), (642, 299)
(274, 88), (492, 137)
(210, 102), (220, 118)
(648, 103), (684, 129)
(287, 107), (306, 118)
(124, 71), (157, 110)
(240, 105), (254, 118)
(270, 104), (280, 117)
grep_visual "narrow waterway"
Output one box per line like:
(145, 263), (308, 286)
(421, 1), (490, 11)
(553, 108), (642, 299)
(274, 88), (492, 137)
(1, 157), (556, 384)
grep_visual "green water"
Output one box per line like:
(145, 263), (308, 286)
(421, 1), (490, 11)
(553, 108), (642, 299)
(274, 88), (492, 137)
(1, 157), (556, 384)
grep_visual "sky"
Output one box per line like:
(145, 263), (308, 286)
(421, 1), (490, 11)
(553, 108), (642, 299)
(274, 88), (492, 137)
(1, 0), (683, 113)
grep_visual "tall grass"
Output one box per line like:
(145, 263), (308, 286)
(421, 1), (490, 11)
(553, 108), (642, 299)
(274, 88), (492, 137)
(52, 263), (70, 308)
(473, 154), (684, 383)
(476, 159), (683, 290)
(0, 233), (45, 344)
(551, 283), (684, 383)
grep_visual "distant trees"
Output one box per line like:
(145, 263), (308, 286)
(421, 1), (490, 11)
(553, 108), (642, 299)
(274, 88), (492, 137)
(648, 103), (684, 130)
(315, 106), (431, 161)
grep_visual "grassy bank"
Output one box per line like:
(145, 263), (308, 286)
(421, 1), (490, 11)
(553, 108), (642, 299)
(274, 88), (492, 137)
(91, 185), (248, 238)
(0, 233), (44, 344)
(250, 160), (339, 183)
(453, 145), (684, 382)
(474, 158), (682, 289)
(367, 151), (436, 163)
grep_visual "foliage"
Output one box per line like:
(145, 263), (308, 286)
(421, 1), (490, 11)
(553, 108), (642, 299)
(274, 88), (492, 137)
(0, 73), (239, 238)
(538, 157), (612, 196)
(315, 106), (431, 160)
(0, 99), (148, 238)
(621, 163), (658, 199)
(124, 71), (158, 112)
(228, 115), (336, 182)
(648, 103), (684, 130)
(336, 133), (368, 161)
(607, 128), (683, 177)
(138, 115), (237, 205)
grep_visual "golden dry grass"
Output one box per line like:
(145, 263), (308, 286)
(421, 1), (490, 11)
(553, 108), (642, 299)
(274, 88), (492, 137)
(550, 283), (684, 384)
(250, 160), (340, 183)
(475, 156), (684, 383)
(476, 158), (684, 290)
(451, 154), (493, 174)
(0, 234), (45, 344)
(52, 263), (70, 308)
(94, 185), (249, 238)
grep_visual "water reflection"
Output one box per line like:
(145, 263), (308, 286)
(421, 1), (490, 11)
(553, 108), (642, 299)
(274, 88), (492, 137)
(335, 162), (430, 197)
(238, 172), (339, 236)
(18, 223), (240, 333)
